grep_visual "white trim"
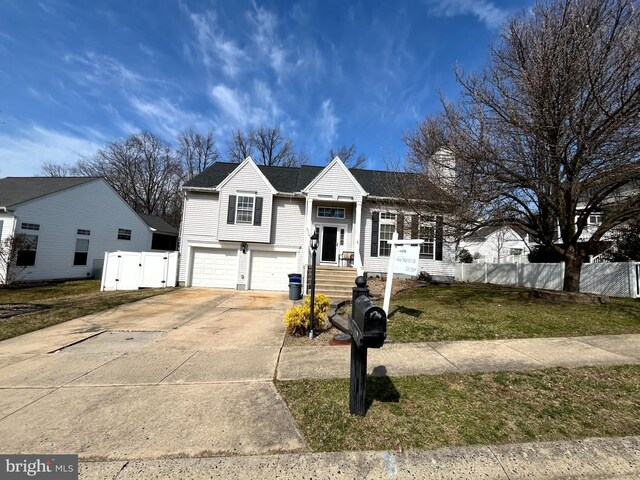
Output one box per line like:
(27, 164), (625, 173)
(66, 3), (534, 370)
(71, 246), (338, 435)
(235, 194), (256, 224)
(318, 223), (341, 265)
(301, 156), (368, 196)
(215, 157), (278, 194)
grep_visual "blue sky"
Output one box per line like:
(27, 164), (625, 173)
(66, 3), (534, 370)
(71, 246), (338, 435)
(0, 0), (531, 177)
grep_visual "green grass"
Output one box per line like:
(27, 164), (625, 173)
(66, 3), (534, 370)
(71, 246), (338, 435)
(277, 365), (640, 452)
(0, 280), (175, 341)
(386, 284), (640, 342)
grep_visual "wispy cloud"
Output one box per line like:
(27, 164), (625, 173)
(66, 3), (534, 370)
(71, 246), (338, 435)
(0, 125), (103, 177)
(128, 96), (208, 138)
(317, 99), (339, 145)
(187, 10), (246, 78)
(424, 0), (510, 29)
(247, 3), (288, 79)
(210, 81), (283, 131)
(63, 51), (145, 88)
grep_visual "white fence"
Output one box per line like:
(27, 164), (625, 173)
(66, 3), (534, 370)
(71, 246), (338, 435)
(101, 251), (178, 291)
(455, 262), (640, 299)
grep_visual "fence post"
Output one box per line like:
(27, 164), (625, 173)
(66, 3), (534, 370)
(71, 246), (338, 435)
(484, 263), (488, 284)
(629, 262), (638, 299)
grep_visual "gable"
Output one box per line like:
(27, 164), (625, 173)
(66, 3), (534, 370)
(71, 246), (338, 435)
(216, 157), (277, 194)
(303, 157), (366, 200)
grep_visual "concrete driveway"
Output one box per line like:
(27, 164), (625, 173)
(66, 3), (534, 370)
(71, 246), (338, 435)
(0, 288), (306, 461)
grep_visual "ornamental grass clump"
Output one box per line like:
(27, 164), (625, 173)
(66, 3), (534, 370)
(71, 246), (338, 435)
(283, 293), (331, 336)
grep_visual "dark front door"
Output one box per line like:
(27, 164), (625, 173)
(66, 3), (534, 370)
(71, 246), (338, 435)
(321, 226), (338, 262)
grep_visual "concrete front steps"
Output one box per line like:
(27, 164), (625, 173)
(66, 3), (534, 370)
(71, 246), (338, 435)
(307, 265), (358, 301)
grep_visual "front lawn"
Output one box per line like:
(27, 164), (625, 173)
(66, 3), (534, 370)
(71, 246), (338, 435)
(0, 280), (175, 341)
(387, 284), (640, 342)
(277, 365), (640, 452)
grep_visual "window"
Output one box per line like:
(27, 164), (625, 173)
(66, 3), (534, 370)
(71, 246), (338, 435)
(419, 218), (435, 258)
(74, 238), (89, 266)
(588, 214), (603, 225)
(378, 213), (396, 256)
(317, 207), (345, 219)
(21, 223), (40, 231)
(16, 235), (38, 266)
(340, 228), (345, 246)
(510, 248), (523, 256)
(118, 228), (132, 240)
(77, 229), (90, 236)
(236, 196), (254, 224)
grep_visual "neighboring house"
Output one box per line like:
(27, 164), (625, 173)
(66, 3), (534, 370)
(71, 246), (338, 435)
(459, 226), (532, 264)
(0, 177), (178, 283)
(178, 156), (455, 295)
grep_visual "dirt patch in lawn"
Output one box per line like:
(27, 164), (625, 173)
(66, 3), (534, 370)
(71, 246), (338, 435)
(0, 303), (51, 319)
(283, 326), (344, 347)
(366, 277), (427, 297)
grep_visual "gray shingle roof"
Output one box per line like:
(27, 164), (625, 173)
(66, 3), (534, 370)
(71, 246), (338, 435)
(138, 213), (179, 236)
(184, 162), (448, 202)
(0, 177), (98, 208)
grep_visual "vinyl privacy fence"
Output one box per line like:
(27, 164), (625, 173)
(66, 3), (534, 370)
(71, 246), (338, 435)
(101, 251), (178, 291)
(455, 262), (640, 299)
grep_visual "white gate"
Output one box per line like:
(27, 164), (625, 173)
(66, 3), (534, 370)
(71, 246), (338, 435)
(101, 251), (178, 291)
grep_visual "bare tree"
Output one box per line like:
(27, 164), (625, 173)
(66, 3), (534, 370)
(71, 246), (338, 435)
(40, 162), (78, 177)
(250, 127), (298, 167)
(75, 132), (183, 225)
(0, 234), (33, 286)
(405, 0), (640, 292)
(226, 130), (254, 163)
(328, 144), (367, 169)
(177, 129), (220, 181)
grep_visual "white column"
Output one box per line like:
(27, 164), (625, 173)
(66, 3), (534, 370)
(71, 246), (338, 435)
(354, 200), (363, 275)
(305, 197), (314, 259)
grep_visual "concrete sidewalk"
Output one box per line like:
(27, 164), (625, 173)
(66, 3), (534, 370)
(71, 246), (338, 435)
(278, 334), (640, 380)
(79, 435), (640, 479)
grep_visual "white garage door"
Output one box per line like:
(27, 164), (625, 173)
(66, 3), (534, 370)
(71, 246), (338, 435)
(191, 248), (238, 288)
(250, 251), (298, 291)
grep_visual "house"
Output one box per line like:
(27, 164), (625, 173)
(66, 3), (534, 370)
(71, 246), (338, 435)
(0, 177), (178, 283)
(459, 226), (532, 264)
(178, 156), (455, 297)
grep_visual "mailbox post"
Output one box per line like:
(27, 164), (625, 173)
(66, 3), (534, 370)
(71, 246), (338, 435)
(349, 276), (387, 416)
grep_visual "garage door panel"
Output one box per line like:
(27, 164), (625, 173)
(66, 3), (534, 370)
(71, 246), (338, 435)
(191, 249), (238, 288)
(250, 251), (297, 291)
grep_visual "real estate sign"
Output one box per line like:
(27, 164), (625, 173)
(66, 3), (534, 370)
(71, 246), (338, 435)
(393, 245), (421, 276)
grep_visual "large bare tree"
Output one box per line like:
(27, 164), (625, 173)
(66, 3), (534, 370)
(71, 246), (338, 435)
(75, 132), (183, 225)
(328, 144), (367, 169)
(177, 129), (220, 181)
(405, 0), (640, 292)
(226, 127), (300, 166)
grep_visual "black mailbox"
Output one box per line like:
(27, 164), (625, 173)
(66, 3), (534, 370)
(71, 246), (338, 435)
(350, 295), (387, 349)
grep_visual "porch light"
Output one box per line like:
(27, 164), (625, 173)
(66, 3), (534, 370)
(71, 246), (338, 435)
(310, 232), (319, 250)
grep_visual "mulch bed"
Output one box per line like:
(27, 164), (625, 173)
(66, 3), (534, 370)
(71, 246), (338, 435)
(0, 303), (51, 319)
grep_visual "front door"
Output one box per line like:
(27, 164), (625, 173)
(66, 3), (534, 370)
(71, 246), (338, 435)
(321, 226), (338, 263)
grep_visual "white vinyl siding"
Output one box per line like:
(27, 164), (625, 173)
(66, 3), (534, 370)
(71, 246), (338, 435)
(177, 191), (220, 284)
(5, 179), (152, 281)
(218, 162), (273, 243)
(191, 248), (237, 288)
(361, 202), (455, 278)
(305, 161), (364, 201)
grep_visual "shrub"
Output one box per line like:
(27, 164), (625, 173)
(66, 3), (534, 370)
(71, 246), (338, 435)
(456, 248), (473, 263)
(283, 293), (331, 336)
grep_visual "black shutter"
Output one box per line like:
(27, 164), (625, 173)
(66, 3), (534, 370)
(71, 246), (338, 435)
(227, 195), (236, 224)
(370, 211), (379, 257)
(435, 215), (444, 261)
(253, 197), (263, 226)
(397, 214), (404, 240)
(411, 215), (418, 239)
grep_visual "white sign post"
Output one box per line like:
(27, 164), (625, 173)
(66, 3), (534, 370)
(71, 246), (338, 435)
(382, 232), (423, 314)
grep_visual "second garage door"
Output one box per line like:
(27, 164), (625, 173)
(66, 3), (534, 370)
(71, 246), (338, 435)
(191, 248), (238, 288)
(250, 250), (298, 291)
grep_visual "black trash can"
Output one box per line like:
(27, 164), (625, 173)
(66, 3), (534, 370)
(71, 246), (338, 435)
(288, 282), (302, 300)
(288, 273), (302, 284)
